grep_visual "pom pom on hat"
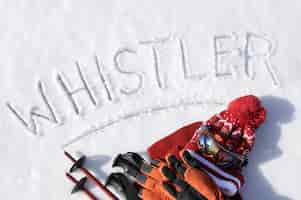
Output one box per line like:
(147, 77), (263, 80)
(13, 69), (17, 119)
(226, 95), (266, 130)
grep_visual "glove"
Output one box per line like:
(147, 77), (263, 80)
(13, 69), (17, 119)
(106, 151), (223, 200)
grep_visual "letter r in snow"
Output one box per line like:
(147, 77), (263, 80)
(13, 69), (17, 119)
(245, 32), (279, 86)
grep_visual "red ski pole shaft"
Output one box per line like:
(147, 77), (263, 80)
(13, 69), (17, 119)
(66, 173), (98, 200)
(64, 151), (119, 200)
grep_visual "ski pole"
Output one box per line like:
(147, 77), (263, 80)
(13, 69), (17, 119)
(64, 151), (119, 200)
(66, 172), (98, 200)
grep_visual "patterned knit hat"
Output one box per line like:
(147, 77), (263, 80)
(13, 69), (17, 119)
(206, 95), (267, 154)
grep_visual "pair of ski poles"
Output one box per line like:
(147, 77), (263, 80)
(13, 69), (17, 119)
(64, 151), (119, 200)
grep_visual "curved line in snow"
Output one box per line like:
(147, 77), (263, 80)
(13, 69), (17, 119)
(62, 99), (225, 148)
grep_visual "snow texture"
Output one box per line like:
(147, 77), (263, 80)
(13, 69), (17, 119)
(0, 1), (300, 199)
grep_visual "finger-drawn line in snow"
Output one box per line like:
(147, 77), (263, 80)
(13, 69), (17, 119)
(62, 99), (225, 148)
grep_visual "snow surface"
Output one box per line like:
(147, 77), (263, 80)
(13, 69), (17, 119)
(0, 1), (300, 199)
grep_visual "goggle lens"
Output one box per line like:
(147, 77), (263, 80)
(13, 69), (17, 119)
(198, 134), (220, 155)
(198, 133), (246, 169)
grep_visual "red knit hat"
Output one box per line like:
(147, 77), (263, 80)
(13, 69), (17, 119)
(147, 95), (267, 160)
(207, 95), (267, 153)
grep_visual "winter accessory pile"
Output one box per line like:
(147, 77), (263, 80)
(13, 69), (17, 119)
(64, 95), (267, 200)
(147, 95), (266, 198)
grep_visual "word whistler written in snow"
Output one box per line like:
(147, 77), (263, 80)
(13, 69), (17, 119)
(6, 32), (279, 136)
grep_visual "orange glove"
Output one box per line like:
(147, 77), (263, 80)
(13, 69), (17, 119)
(106, 151), (223, 200)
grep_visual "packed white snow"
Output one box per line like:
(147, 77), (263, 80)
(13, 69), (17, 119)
(0, 1), (300, 199)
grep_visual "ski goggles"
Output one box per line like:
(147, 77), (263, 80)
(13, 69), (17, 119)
(198, 133), (247, 169)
